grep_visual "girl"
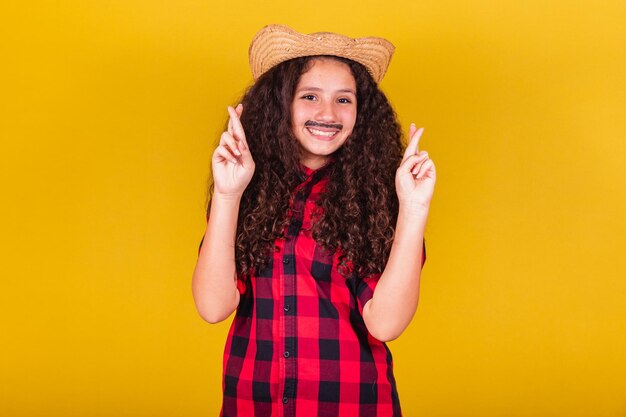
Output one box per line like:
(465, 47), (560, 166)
(192, 25), (436, 417)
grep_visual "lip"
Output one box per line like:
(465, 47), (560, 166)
(305, 127), (340, 141)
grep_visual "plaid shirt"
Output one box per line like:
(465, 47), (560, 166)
(200, 163), (426, 417)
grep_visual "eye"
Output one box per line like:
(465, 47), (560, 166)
(301, 94), (316, 101)
(337, 97), (352, 104)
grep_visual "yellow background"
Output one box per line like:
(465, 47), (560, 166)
(1, 0), (625, 415)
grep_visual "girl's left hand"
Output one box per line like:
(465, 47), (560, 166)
(395, 124), (436, 212)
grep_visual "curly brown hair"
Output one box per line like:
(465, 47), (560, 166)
(207, 55), (404, 279)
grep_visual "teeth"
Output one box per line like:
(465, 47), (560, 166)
(308, 128), (337, 137)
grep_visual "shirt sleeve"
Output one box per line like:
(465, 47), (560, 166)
(355, 272), (381, 316)
(355, 238), (427, 315)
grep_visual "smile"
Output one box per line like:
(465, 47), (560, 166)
(306, 127), (339, 138)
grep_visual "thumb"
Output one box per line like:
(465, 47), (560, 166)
(238, 141), (255, 167)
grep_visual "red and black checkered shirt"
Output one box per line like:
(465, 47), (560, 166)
(200, 163), (426, 417)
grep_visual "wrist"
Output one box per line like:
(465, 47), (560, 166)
(398, 200), (430, 218)
(212, 191), (244, 204)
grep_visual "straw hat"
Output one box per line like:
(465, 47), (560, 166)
(248, 24), (395, 83)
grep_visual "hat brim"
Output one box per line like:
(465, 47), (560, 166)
(249, 24), (395, 83)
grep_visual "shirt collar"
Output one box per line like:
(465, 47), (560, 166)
(298, 158), (335, 182)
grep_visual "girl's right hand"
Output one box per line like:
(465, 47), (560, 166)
(211, 104), (255, 198)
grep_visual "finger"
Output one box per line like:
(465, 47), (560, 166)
(409, 123), (417, 142)
(413, 127), (424, 154)
(405, 152), (428, 175)
(402, 125), (424, 161)
(424, 159), (436, 180)
(227, 105), (247, 145)
(214, 145), (239, 165)
(227, 105), (248, 152)
(400, 153), (424, 174)
(220, 131), (242, 156)
(415, 159), (436, 180)
(226, 107), (241, 154)
(238, 145), (255, 168)
(234, 104), (249, 151)
(411, 158), (429, 177)
(220, 131), (241, 156)
(410, 151), (429, 175)
(217, 144), (239, 163)
(228, 103), (243, 136)
(402, 124), (417, 161)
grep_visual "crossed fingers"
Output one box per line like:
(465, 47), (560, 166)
(402, 124), (430, 177)
(218, 104), (247, 164)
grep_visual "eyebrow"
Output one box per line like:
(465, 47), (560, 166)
(296, 86), (357, 95)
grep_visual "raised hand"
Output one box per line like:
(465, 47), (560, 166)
(395, 124), (436, 212)
(212, 104), (256, 198)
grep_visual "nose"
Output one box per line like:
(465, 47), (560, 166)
(315, 99), (337, 123)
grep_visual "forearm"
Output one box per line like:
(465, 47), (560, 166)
(192, 194), (242, 323)
(363, 206), (428, 341)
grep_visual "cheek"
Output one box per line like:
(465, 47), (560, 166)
(289, 111), (300, 131)
(291, 105), (308, 126)
(343, 108), (357, 130)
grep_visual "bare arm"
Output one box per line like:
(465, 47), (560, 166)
(192, 195), (242, 323)
(363, 125), (436, 341)
(192, 104), (255, 323)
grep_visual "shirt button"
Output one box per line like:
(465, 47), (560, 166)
(282, 397), (288, 404)
(283, 351), (290, 358)
(284, 305), (290, 312)
(283, 257), (290, 264)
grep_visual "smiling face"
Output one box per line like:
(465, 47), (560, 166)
(290, 58), (357, 169)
